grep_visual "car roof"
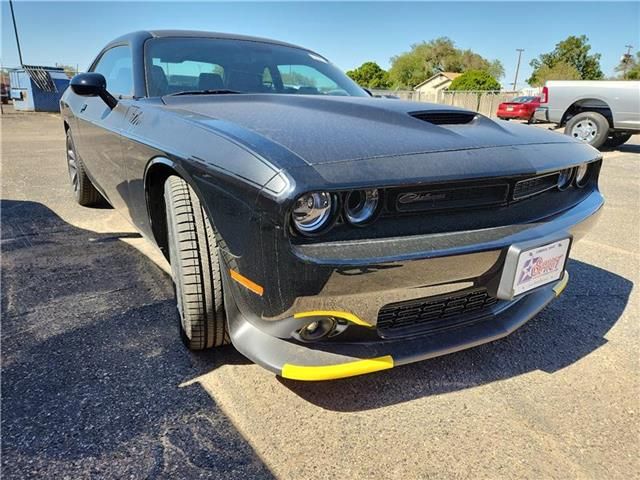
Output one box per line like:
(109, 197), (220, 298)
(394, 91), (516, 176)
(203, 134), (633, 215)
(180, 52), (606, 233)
(107, 30), (313, 53)
(96, 30), (328, 98)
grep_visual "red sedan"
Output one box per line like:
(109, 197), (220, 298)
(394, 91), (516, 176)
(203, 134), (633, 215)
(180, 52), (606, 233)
(497, 96), (541, 123)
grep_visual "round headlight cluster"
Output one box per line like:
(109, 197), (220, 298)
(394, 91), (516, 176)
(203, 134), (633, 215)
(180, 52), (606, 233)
(344, 189), (380, 226)
(575, 163), (589, 188)
(557, 163), (592, 191)
(557, 168), (573, 190)
(292, 192), (334, 234)
(291, 188), (383, 235)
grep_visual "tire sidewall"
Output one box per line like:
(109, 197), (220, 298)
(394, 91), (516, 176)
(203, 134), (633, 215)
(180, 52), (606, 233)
(163, 176), (227, 350)
(164, 180), (190, 340)
(565, 112), (609, 149)
(66, 132), (82, 203)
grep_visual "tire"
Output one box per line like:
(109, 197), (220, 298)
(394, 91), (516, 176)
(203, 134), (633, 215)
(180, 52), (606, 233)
(604, 132), (632, 148)
(164, 175), (228, 350)
(527, 114), (535, 125)
(66, 131), (103, 206)
(564, 111), (609, 149)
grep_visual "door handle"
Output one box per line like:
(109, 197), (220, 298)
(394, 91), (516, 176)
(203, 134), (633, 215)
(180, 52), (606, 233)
(80, 104), (87, 113)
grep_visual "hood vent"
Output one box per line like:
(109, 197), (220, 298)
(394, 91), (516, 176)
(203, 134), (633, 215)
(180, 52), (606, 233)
(410, 111), (477, 125)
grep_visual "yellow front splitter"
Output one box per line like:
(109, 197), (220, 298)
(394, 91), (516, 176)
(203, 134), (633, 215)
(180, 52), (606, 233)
(553, 271), (570, 297)
(281, 355), (394, 381)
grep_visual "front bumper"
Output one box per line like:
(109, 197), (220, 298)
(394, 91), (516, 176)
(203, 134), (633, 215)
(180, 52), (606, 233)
(227, 273), (568, 381)
(224, 190), (603, 380)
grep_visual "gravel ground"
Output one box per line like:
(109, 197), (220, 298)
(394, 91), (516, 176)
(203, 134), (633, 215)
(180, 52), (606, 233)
(1, 108), (638, 479)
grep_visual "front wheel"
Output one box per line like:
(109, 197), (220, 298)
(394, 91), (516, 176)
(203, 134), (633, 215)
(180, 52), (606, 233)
(164, 175), (228, 350)
(564, 111), (609, 149)
(66, 131), (103, 206)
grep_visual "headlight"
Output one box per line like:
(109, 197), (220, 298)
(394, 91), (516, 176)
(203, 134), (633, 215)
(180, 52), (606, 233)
(575, 163), (589, 188)
(344, 189), (380, 225)
(557, 168), (573, 190)
(292, 192), (334, 234)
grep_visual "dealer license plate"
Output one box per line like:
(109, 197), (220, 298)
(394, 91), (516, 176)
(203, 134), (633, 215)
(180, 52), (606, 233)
(511, 239), (570, 296)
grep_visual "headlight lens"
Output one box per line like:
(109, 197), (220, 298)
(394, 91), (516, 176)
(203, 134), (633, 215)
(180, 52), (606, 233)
(344, 189), (380, 225)
(557, 168), (573, 190)
(292, 192), (333, 234)
(575, 163), (589, 187)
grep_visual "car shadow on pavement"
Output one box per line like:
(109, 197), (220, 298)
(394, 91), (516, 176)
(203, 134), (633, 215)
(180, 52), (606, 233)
(615, 143), (640, 155)
(280, 259), (633, 412)
(1, 199), (272, 479)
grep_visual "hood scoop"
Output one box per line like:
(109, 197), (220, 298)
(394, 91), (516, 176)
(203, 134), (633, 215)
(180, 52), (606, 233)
(410, 110), (477, 125)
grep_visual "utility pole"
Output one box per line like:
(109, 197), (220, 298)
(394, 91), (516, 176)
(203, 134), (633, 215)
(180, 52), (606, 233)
(622, 44), (633, 79)
(512, 48), (524, 92)
(0, 60), (4, 115)
(8, 0), (24, 66)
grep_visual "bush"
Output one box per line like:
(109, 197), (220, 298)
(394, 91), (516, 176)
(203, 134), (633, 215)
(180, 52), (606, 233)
(448, 70), (501, 91)
(346, 62), (390, 89)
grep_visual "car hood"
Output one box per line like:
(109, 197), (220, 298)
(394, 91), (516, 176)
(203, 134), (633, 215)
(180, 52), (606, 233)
(162, 94), (575, 166)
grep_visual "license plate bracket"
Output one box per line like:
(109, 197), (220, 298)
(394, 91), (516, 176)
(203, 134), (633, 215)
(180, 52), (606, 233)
(496, 234), (572, 300)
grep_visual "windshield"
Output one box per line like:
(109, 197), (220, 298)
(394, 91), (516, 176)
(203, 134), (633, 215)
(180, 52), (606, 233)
(145, 37), (368, 97)
(510, 96), (536, 103)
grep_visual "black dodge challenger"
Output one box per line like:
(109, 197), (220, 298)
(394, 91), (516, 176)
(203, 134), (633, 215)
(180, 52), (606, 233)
(61, 30), (604, 380)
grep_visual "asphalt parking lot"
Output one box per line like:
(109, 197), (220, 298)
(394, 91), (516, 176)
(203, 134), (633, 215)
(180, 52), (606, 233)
(2, 108), (639, 479)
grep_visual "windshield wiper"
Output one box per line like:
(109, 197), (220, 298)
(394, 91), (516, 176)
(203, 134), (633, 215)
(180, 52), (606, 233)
(167, 89), (243, 96)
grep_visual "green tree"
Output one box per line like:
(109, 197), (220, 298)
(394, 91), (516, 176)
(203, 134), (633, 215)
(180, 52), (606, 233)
(529, 61), (581, 86)
(346, 61), (390, 89)
(55, 64), (78, 78)
(280, 71), (316, 87)
(615, 51), (640, 79)
(388, 37), (504, 88)
(388, 48), (428, 89)
(457, 50), (505, 79)
(448, 70), (501, 91)
(528, 35), (603, 85)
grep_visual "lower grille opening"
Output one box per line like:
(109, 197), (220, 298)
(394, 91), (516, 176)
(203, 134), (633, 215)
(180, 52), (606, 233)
(377, 288), (500, 338)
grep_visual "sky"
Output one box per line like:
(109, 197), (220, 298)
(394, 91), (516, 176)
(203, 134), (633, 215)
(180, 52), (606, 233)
(1, 1), (638, 88)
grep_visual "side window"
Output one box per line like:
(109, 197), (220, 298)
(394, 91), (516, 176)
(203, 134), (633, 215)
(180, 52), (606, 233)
(149, 59), (225, 93)
(276, 65), (345, 95)
(262, 67), (274, 91)
(93, 46), (133, 97)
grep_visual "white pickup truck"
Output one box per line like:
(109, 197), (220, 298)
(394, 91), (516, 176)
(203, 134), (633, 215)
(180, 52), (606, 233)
(534, 80), (640, 149)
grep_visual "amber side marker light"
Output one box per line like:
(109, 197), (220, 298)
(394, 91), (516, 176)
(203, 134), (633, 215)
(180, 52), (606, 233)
(230, 269), (264, 296)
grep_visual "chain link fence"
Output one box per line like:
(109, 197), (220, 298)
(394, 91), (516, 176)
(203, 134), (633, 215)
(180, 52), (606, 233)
(371, 89), (523, 118)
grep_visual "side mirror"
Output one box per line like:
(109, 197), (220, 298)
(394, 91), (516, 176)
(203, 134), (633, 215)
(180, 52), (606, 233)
(70, 73), (118, 109)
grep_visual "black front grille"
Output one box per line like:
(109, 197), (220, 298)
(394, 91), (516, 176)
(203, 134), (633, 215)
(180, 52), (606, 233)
(410, 111), (477, 125)
(377, 289), (499, 337)
(513, 173), (560, 200)
(390, 183), (509, 213)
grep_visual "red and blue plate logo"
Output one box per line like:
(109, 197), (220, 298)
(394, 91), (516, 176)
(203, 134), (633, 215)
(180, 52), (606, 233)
(518, 253), (564, 285)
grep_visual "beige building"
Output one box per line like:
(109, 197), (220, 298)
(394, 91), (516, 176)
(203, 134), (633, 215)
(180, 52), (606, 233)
(413, 72), (462, 95)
